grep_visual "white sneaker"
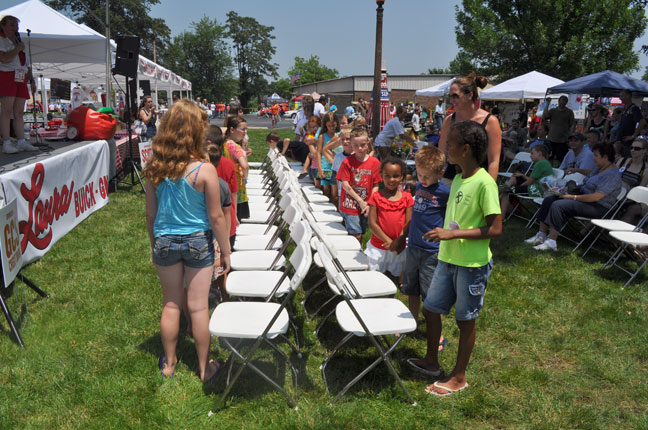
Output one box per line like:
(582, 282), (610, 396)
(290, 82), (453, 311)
(16, 140), (38, 152)
(524, 233), (545, 245)
(533, 239), (557, 252)
(2, 141), (18, 154)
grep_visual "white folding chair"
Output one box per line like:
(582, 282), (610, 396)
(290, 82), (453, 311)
(209, 228), (313, 410)
(498, 151), (532, 182)
(311, 236), (396, 335)
(576, 186), (648, 255)
(230, 207), (309, 271)
(601, 231), (648, 288)
(314, 240), (416, 405)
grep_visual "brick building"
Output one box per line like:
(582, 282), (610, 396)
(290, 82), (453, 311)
(292, 74), (455, 111)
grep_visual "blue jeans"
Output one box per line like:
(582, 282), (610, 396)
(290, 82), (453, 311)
(340, 211), (368, 235)
(401, 247), (439, 299)
(152, 230), (214, 268)
(423, 260), (492, 321)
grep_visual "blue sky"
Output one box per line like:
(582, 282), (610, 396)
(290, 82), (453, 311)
(2, 0), (648, 80)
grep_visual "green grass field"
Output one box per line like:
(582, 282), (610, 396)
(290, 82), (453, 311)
(0, 129), (647, 429)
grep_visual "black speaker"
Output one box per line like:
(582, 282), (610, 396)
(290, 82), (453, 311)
(114, 36), (139, 78)
(128, 78), (138, 112)
(139, 80), (151, 96)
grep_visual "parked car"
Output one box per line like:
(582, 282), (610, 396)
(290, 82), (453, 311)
(283, 109), (299, 119)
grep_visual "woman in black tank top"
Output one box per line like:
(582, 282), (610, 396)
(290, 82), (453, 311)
(438, 75), (502, 181)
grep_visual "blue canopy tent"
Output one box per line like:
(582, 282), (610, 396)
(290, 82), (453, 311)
(546, 70), (648, 97)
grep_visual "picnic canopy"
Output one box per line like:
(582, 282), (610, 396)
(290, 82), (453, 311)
(265, 93), (287, 104)
(415, 78), (454, 97)
(0, 0), (191, 91)
(546, 70), (648, 97)
(480, 71), (564, 100)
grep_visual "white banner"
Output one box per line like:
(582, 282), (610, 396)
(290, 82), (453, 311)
(0, 140), (110, 266)
(0, 199), (22, 288)
(138, 140), (152, 168)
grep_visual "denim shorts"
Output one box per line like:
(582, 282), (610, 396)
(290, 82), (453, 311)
(320, 169), (333, 186)
(340, 211), (368, 235)
(309, 167), (319, 181)
(329, 170), (338, 186)
(423, 260), (493, 321)
(152, 230), (214, 268)
(401, 247), (439, 298)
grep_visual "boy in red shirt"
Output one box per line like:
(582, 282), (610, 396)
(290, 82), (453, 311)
(336, 127), (382, 242)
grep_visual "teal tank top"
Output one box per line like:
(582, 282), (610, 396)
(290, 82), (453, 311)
(153, 163), (211, 237)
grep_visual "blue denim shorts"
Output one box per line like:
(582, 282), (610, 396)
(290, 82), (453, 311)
(423, 260), (493, 321)
(401, 247), (439, 298)
(340, 211), (368, 235)
(152, 230), (214, 268)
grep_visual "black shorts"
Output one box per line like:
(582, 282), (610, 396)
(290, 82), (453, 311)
(278, 140), (310, 164)
(237, 202), (250, 220)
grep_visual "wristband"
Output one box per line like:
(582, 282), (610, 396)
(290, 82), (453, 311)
(573, 195), (577, 201)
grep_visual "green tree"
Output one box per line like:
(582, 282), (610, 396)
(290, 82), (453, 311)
(454, 0), (647, 81)
(287, 55), (339, 85)
(226, 11), (278, 109)
(165, 17), (236, 102)
(426, 67), (452, 75)
(46, 0), (171, 64)
(270, 78), (293, 99)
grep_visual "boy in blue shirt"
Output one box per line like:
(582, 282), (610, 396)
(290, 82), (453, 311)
(411, 120), (502, 396)
(395, 146), (450, 356)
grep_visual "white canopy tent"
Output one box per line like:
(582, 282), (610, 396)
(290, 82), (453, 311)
(0, 0), (191, 107)
(480, 71), (564, 100)
(415, 78), (455, 97)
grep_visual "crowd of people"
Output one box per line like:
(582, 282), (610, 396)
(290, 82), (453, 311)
(140, 70), (648, 399)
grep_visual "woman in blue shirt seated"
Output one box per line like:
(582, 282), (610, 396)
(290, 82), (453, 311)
(525, 142), (622, 252)
(144, 99), (231, 381)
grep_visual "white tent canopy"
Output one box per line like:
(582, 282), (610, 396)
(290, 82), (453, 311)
(0, 0), (190, 92)
(415, 78), (454, 97)
(480, 71), (564, 100)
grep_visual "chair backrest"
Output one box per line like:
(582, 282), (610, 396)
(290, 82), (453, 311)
(512, 152), (532, 163)
(282, 204), (302, 227)
(288, 234), (313, 292)
(289, 217), (311, 244)
(626, 186), (648, 205)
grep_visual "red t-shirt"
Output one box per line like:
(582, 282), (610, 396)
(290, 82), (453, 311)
(336, 155), (382, 215)
(368, 190), (414, 250)
(217, 157), (238, 237)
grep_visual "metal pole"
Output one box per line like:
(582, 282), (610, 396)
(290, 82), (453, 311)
(371, 1), (385, 138)
(105, 0), (113, 108)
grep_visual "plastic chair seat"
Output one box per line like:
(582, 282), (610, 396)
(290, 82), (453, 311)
(591, 219), (637, 231)
(336, 298), (416, 336)
(233, 235), (283, 251)
(310, 235), (361, 251)
(241, 211), (274, 224)
(314, 251), (368, 270)
(609, 231), (648, 246)
(236, 224), (279, 236)
(328, 271), (397, 298)
(227, 271), (290, 297)
(311, 211), (344, 223)
(209, 302), (288, 339)
(231, 250), (286, 270)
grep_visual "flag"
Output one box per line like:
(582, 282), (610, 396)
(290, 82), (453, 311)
(290, 72), (301, 84)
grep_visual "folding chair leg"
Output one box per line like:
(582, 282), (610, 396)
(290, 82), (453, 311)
(321, 332), (354, 394)
(315, 307), (337, 337)
(216, 338), (297, 410)
(581, 229), (604, 257)
(623, 258), (648, 289)
(301, 276), (327, 318)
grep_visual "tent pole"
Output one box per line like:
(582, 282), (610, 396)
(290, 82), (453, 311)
(105, 0), (112, 108)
